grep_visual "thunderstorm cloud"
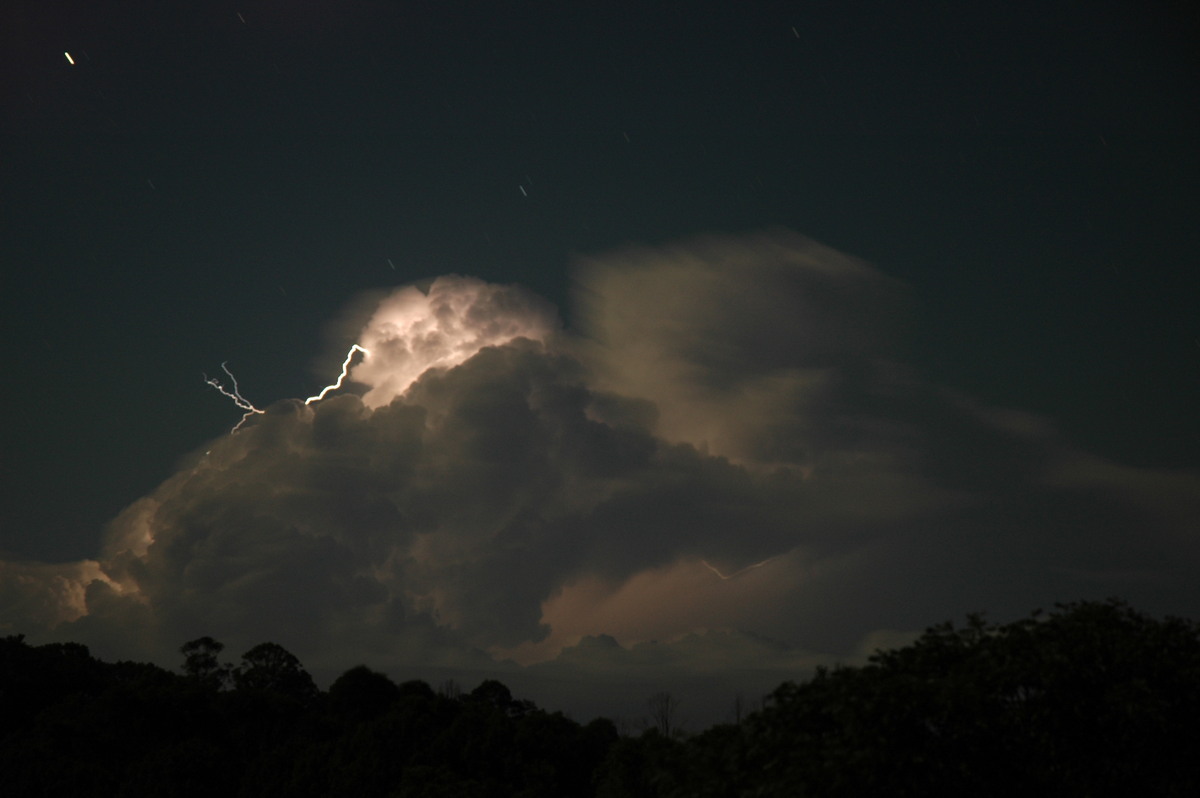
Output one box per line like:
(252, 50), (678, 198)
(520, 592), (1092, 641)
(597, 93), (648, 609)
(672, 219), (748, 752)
(3, 231), (1198, 722)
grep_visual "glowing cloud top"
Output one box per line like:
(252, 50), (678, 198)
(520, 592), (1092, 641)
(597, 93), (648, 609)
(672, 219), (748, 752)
(350, 275), (558, 408)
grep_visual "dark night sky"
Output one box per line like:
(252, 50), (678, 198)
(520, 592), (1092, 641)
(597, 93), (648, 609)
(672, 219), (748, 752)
(2, 0), (1198, 722)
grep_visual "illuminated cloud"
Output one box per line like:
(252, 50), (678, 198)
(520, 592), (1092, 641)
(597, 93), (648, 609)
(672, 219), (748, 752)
(2, 231), (1197, 722)
(350, 275), (559, 408)
(0, 559), (111, 632)
(573, 230), (913, 466)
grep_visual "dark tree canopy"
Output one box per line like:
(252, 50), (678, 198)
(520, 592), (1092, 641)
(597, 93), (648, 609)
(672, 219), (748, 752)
(180, 636), (231, 690)
(233, 641), (318, 701)
(678, 599), (1200, 796)
(2, 599), (1197, 796)
(328, 664), (400, 722)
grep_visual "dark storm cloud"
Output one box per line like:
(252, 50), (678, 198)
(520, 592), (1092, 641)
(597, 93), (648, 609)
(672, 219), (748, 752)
(3, 232), (1197, 718)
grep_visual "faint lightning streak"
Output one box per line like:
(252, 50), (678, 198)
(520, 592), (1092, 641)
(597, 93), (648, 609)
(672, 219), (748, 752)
(205, 362), (259, 412)
(304, 344), (370, 404)
(204, 362), (264, 431)
(701, 556), (777, 581)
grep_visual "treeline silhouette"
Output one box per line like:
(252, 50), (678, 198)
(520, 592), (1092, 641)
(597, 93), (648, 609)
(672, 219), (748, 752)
(2, 599), (1198, 796)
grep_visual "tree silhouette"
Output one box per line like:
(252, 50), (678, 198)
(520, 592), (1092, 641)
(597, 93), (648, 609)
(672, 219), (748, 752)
(5, 600), (1195, 796)
(645, 691), (680, 738)
(727, 598), (1200, 796)
(233, 642), (317, 701)
(328, 664), (400, 722)
(179, 636), (231, 690)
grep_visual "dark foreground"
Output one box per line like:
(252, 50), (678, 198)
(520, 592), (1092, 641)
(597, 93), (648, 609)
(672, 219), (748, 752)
(3, 599), (1198, 796)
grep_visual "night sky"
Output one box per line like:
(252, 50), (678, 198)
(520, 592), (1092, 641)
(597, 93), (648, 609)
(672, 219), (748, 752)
(3, 0), (1198, 724)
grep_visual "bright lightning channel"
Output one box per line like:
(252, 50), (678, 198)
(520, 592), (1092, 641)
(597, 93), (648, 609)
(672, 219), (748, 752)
(206, 345), (370, 432)
(305, 344), (369, 404)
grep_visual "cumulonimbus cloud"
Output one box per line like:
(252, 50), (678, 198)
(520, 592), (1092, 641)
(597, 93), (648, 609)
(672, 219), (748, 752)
(3, 231), (1197, 721)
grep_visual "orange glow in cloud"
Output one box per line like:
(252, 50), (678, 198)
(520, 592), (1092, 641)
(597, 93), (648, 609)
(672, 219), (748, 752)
(498, 554), (801, 665)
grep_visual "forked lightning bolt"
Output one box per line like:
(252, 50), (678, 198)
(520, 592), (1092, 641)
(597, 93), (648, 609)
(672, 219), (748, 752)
(204, 362), (264, 431)
(206, 345), (370, 432)
(305, 344), (370, 404)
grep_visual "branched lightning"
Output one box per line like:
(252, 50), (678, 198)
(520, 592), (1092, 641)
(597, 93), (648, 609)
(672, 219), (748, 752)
(305, 344), (370, 404)
(206, 345), (370, 432)
(204, 362), (264, 431)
